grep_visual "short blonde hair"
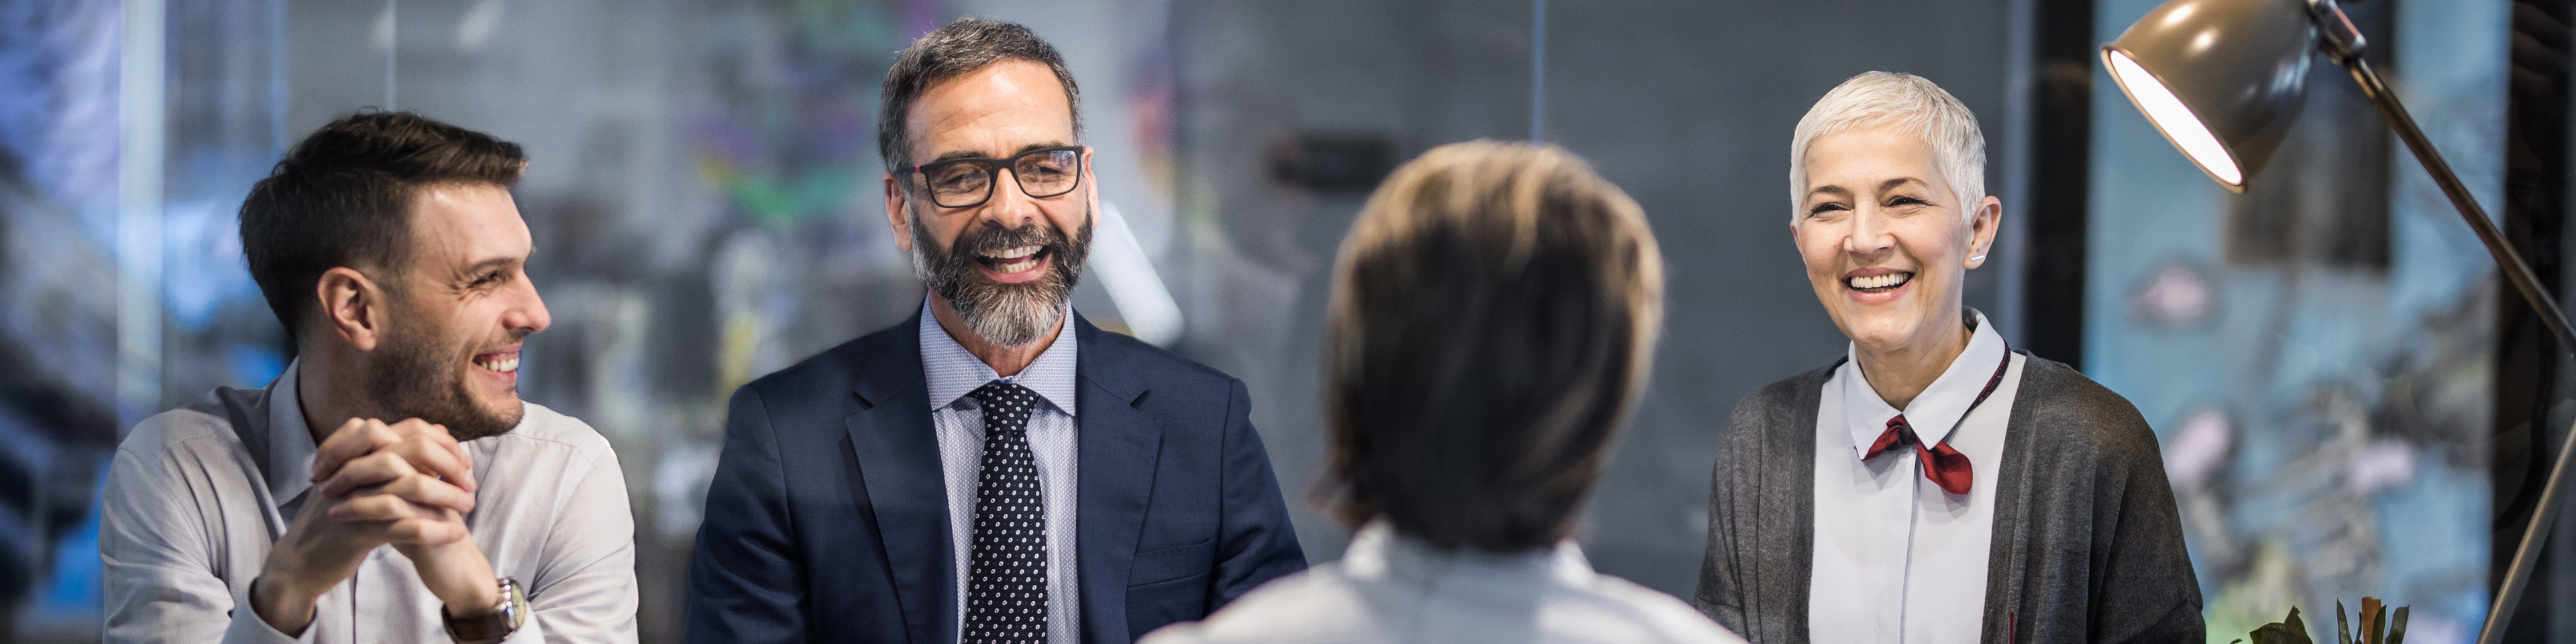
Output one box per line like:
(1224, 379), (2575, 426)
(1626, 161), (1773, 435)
(1324, 140), (1664, 553)
(1789, 71), (1986, 222)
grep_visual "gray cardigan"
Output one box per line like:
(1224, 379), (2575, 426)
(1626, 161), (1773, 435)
(1693, 354), (2203, 643)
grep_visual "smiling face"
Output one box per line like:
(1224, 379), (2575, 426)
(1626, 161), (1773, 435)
(369, 182), (549, 441)
(1793, 124), (1999, 355)
(884, 58), (1095, 347)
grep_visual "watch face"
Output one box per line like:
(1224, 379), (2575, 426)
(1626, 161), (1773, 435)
(502, 578), (529, 629)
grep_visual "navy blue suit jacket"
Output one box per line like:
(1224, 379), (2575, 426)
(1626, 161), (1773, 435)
(685, 311), (1307, 644)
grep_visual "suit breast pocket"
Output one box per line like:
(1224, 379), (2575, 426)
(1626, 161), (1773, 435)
(1126, 538), (1216, 587)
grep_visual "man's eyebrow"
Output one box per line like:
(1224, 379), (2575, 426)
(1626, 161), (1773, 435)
(454, 256), (521, 280)
(924, 142), (1075, 164)
(1013, 142), (1071, 155)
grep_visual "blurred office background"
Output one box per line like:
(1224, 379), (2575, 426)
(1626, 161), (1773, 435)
(3, 0), (2574, 642)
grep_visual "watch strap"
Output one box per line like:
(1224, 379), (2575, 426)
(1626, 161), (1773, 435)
(443, 576), (528, 644)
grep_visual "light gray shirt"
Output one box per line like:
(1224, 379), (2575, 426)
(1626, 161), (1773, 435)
(919, 299), (1082, 644)
(1136, 521), (1747, 644)
(100, 361), (639, 644)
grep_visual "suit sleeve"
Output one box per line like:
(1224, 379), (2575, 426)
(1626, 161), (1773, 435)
(2091, 425), (2204, 643)
(684, 385), (810, 644)
(1205, 378), (1307, 609)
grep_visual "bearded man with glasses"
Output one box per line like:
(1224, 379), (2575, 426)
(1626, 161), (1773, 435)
(684, 18), (1307, 644)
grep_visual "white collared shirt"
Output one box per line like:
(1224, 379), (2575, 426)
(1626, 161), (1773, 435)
(1135, 521), (1746, 644)
(1809, 309), (2023, 644)
(918, 298), (1083, 644)
(99, 360), (639, 644)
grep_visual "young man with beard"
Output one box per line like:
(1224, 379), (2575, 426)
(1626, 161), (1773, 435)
(685, 18), (1305, 644)
(101, 112), (637, 644)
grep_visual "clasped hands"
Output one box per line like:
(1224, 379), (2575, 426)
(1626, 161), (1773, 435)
(251, 418), (502, 635)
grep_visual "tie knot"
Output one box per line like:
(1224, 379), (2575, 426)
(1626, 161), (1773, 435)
(1884, 415), (1916, 447)
(969, 380), (1039, 425)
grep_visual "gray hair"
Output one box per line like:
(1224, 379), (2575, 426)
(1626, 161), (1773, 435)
(877, 18), (1083, 178)
(1788, 71), (1986, 223)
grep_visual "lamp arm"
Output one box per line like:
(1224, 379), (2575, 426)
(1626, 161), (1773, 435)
(2336, 54), (2576, 644)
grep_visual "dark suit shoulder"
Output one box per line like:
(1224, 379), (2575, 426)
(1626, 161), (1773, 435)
(1089, 325), (1233, 382)
(737, 317), (917, 409)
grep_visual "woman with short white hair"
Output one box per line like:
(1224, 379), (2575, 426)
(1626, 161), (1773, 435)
(1692, 72), (2202, 643)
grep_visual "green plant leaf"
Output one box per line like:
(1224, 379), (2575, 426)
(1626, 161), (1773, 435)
(2386, 606), (2408, 644)
(2251, 607), (2316, 644)
(2337, 601), (2351, 644)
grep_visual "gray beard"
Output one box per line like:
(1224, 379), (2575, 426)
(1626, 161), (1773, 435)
(910, 204), (1093, 347)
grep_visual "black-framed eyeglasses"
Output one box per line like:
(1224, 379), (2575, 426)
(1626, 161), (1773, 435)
(909, 146), (1085, 209)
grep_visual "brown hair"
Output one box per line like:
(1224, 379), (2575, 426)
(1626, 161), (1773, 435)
(1323, 140), (1664, 553)
(877, 18), (1082, 178)
(238, 110), (527, 341)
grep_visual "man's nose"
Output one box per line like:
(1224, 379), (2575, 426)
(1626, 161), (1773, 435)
(981, 167), (1044, 229)
(506, 275), (551, 335)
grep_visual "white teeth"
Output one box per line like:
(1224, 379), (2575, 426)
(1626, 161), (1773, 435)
(985, 246), (1043, 273)
(984, 246), (1040, 260)
(1849, 273), (1912, 290)
(476, 357), (519, 372)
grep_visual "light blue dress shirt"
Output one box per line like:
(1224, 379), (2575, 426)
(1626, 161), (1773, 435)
(919, 298), (1082, 644)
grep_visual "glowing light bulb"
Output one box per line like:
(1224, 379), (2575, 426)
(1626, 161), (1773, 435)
(2105, 48), (2243, 187)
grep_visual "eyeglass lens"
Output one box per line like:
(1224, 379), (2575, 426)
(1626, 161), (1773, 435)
(922, 148), (1081, 208)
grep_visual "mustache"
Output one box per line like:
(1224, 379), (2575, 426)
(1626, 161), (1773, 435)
(953, 221), (1067, 255)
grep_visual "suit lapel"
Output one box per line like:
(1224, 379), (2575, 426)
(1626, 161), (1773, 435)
(844, 312), (956, 644)
(1073, 316), (1165, 643)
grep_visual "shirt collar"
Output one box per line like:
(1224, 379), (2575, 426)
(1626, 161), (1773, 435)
(1839, 308), (2009, 453)
(918, 296), (1081, 417)
(264, 358), (320, 505)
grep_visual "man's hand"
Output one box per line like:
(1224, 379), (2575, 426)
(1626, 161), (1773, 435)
(313, 417), (477, 498)
(313, 418), (504, 619)
(251, 419), (491, 635)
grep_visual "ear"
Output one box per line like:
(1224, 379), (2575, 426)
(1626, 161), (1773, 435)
(885, 171), (914, 253)
(1081, 146), (1100, 233)
(1964, 195), (2002, 270)
(315, 266), (389, 352)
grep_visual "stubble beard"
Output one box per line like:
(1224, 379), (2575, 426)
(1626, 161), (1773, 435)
(910, 202), (1093, 347)
(367, 315), (525, 441)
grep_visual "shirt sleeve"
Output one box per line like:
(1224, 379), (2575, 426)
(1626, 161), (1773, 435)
(521, 438), (641, 644)
(97, 427), (250, 644)
(216, 582), (320, 644)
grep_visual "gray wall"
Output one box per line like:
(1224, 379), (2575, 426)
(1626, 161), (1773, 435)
(1169, 0), (2014, 597)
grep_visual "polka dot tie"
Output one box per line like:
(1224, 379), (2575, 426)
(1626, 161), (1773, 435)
(963, 381), (1046, 644)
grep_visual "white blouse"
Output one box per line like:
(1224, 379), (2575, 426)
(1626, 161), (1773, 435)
(1809, 310), (2025, 644)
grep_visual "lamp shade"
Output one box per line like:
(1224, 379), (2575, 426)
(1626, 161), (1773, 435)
(2102, 0), (2318, 191)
